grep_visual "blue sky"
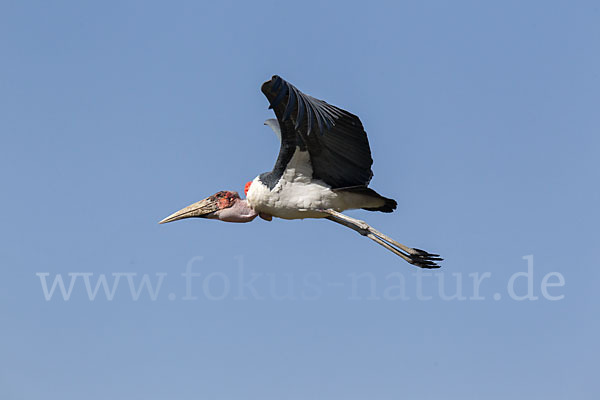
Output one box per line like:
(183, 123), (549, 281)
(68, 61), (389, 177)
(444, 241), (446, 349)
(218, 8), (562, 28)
(1, 1), (599, 399)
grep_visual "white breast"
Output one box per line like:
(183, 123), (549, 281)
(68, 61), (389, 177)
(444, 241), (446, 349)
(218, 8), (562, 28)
(246, 149), (336, 219)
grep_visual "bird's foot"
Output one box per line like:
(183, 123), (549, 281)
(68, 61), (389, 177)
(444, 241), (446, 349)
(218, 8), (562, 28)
(405, 248), (443, 269)
(322, 209), (443, 268)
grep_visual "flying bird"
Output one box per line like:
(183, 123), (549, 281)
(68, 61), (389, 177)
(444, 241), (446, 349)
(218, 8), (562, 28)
(160, 75), (442, 268)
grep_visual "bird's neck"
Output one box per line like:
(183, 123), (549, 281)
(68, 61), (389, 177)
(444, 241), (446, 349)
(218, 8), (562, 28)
(217, 199), (258, 223)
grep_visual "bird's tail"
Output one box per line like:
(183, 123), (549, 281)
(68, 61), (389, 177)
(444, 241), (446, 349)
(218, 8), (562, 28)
(335, 186), (397, 213)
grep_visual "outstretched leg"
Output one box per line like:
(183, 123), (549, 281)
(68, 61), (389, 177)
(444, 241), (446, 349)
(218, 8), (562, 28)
(323, 209), (442, 269)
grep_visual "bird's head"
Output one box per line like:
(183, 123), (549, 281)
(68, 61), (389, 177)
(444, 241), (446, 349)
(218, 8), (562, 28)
(159, 190), (258, 224)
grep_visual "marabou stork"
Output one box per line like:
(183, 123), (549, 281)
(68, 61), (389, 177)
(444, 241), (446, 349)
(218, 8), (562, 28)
(160, 76), (442, 268)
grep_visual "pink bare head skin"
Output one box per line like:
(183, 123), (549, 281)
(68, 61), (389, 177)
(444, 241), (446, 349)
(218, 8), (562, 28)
(208, 191), (258, 223)
(159, 190), (258, 224)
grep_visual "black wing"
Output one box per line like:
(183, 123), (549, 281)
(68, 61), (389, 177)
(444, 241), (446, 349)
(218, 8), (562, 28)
(261, 75), (374, 189)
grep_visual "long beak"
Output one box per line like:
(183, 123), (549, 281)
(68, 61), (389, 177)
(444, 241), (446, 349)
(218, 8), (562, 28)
(159, 197), (220, 224)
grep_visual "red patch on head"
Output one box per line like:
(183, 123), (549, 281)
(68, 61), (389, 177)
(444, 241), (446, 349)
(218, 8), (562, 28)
(218, 197), (230, 209)
(211, 191), (239, 209)
(244, 181), (252, 197)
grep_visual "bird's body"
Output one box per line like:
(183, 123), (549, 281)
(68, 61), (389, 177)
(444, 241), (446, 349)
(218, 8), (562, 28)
(246, 148), (387, 220)
(160, 75), (442, 268)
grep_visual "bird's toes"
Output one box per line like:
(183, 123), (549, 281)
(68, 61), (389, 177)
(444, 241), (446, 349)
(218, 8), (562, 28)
(410, 248), (443, 260)
(408, 248), (443, 269)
